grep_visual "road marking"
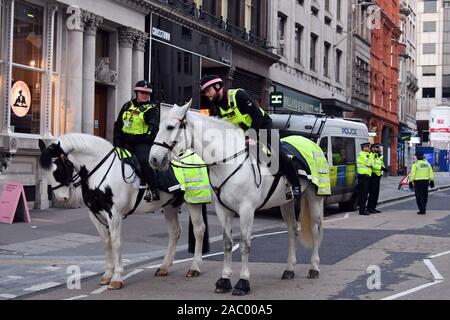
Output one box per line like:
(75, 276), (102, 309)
(428, 250), (450, 259)
(91, 286), (108, 295)
(252, 230), (287, 239)
(423, 259), (444, 281)
(123, 269), (143, 280)
(24, 282), (61, 291)
(381, 280), (443, 300)
(0, 294), (17, 299)
(64, 295), (89, 300)
(324, 213), (350, 222)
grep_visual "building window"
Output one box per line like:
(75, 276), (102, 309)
(422, 87), (436, 98)
(277, 13), (287, 57)
(337, 0), (342, 21)
(297, 0), (304, 6)
(11, 0), (45, 134)
(424, 1), (437, 13)
(325, 0), (330, 12)
(227, 0), (243, 28)
(324, 42), (330, 77)
(331, 137), (356, 166)
(295, 24), (303, 64)
(423, 43), (436, 54)
(310, 33), (318, 71)
(443, 87), (450, 98)
(335, 49), (342, 82)
(423, 21), (436, 32)
(183, 52), (192, 75)
(422, 65), (436, 76)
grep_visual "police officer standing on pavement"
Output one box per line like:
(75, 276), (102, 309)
(357, 142), (372, 215)
(367, 143), (388, 213)
(113, 80), (160, 202)
(199, 74), (302, 199)
(409, 151), (435, 214)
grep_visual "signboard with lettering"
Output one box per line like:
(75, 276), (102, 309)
(270, 92), (284, 107)
(0, 182), (31, 224)
(10, 81), (31, 117)
(273, 83), (321, 113)
(152, 27), (171, 42)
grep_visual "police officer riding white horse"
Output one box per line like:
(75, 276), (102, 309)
(113, 80), (160, 202)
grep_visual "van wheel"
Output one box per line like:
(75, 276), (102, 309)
(339, 194), (358, 212)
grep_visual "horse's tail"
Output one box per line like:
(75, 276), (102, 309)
(300, 190), (323, 249)
(188, 203), (210, 254)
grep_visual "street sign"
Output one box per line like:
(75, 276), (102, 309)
(0, 182), (31, 224)
(270, 92), (284, 107)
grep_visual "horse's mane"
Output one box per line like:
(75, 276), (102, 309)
(186, 110), (246, 138)
(59, 133), (113, 155)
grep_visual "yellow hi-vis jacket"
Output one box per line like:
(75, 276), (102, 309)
(410, 160), (435, 182)
(357, 151), (372, 176)
(370, 153), (384, 177)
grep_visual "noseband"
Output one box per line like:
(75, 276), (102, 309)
(153, 116), (187, 152)
(52, 153), (80, 191)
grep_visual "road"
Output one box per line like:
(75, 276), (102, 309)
(19, 188), (450, 301)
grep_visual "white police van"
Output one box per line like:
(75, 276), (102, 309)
(271, 113), (370, 211)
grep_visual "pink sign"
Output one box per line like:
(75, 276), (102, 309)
(0, 181), (31, 224)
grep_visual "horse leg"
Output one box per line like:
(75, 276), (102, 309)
(232, 206), (256, 296)
(280, 201), (297, 280)
(88, 212), (113, 285)
(304, 187), (324, 279)
(155, 205), (181, 277)
(214, 205), (234, 293)
(185, 204), (205, 278)
(107, 210), (124, 289)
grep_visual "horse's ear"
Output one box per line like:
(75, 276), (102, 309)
(38, 139), (46, 153)
(180, 99), (192, 114)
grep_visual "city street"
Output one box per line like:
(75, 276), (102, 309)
(1, 173), (449, 301)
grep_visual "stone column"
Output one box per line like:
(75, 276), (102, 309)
(65, 5), (84, 133)
(117, 27), (135, 107)
(82, 11), (103, 134)
(132, 29), (149, 86)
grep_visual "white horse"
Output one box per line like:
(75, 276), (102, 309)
(39, 133), (208, 290)
(149, 101), (325, 296)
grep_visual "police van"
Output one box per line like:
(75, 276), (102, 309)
(271, 113), (370, 211)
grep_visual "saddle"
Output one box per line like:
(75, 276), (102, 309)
(114, 147), (183, 195)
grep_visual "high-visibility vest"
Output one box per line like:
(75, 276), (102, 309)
(357, 151), (372, 176)
(171, 150), (211, 204)
(281, 135), (331, 196)
(370, 153), (384, 177)
(121, 102), (156, 135)
(410, 160), (435, 182)
(219, 89), (265, 129)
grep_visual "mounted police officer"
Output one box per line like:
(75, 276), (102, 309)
(199, 74), (301, 199)
(113, 80), (160, 202)
(356, 142), (372, 215)
(367, 143), (388, 213)
(409, 151), (435, 214)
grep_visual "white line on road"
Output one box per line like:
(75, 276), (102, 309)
(428, 250), (450, 259)
(23, 282), (61, 291)
(0, 294), (17, 299)
(64, 295), (89, 300)
(381, 280), (443, 300)
(423, 259), (444, 281)
(123, 269), (143, 280)
(90, 286), (108, 295)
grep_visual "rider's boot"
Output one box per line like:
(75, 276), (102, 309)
(144, 187), (160, 202)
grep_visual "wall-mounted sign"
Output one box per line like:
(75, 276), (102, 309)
(270, 92), (284, 107)
(152, 27), (171, 42)
(10, 81), (31, 117)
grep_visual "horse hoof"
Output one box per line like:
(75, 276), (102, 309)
(154, 268), (168, 277)
(232, 279), (250, 296)
(108, 281), (124, 290)
(307, 269), (320, 279)
(281, 270), (295, 280)
(186, 269), (200, 278)
(232, 288), (249, 296)
(215, 278), (232, 293)
(100, 276), (112, 285)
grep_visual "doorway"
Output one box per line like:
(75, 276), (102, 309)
(94, 84), (107, 138)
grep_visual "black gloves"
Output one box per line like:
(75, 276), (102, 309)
(430, 181), (435, 188)
(382, 167), (389, 173)
(409, 182), (414, 189)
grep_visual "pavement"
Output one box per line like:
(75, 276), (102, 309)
(0, 172), (449, 300)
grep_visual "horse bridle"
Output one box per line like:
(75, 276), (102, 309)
(153, 116), (187, 152)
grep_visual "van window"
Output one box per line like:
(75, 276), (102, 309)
(319, 137), (328, 160)
(331, 137), (356, 165)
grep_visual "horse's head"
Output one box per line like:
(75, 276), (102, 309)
(150, 100), (192, 171)
(39, 139), (76, 201)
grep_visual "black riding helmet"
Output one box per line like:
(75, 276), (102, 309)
(200, 74), (223, 94)
(134, 80), (152, 93)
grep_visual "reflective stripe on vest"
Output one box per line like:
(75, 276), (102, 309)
(281, 135), (331, 196)
(371, 153), (384, 177)
(218, 89), (265, 129)
(171, 151), (212, 204)
(410, 160), (434, 181)
(122, 102), (155, 135)
(357, 151), (372, 176)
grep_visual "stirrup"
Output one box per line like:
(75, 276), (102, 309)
(144, 188), (160, 202)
